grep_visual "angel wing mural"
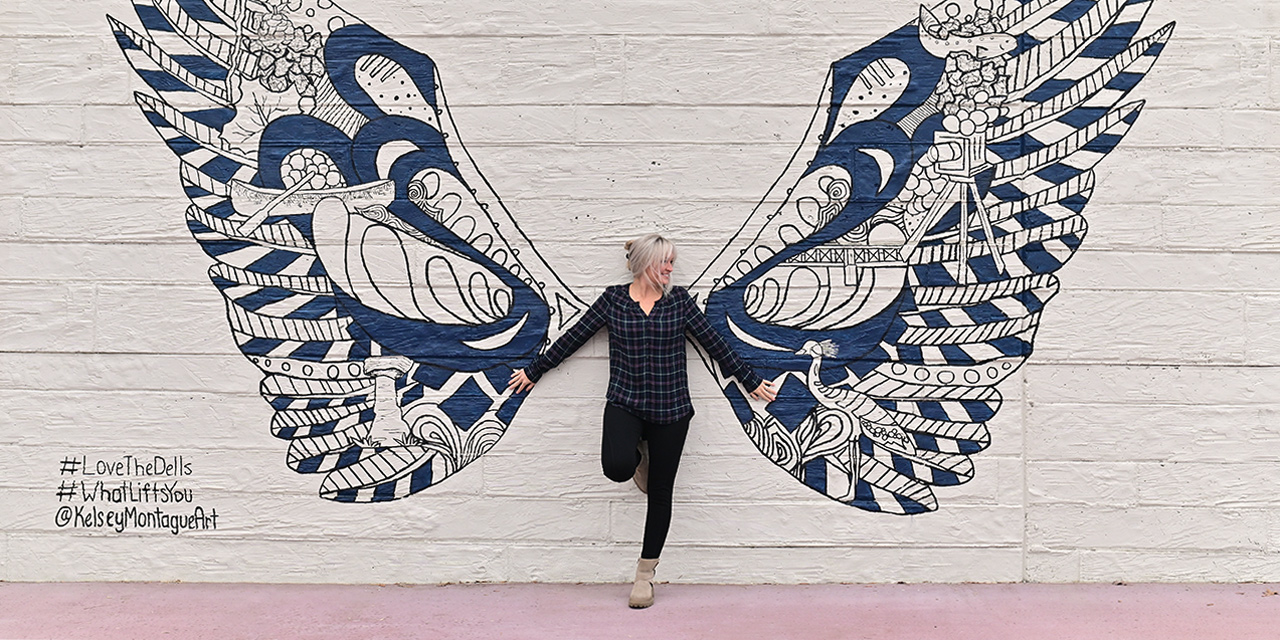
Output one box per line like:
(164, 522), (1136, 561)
(108, 0), (586, 502)
(690, 0), (1174, 514)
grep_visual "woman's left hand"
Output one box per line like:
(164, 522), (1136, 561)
(749, 379), (778, 403)
(507, 368), (535, 394)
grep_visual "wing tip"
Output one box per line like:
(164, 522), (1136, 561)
(1121, 99), (1147, 116)
(1146, 21), (1176, 51)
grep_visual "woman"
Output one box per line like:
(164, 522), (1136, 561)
(508, 233), (777, 609)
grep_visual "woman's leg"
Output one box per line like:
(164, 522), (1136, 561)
(639, 414), (691, 560)
(601, 403), (644, 483)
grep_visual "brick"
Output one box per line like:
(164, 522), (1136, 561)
(1162, 206), (1280, 252)
(375, 0), (774, 37)
(503, 543), (638, 582)
(0, 106), (82, 143)
(1033, 290), (1247, 365)
(1079, 549), (1280, 582)
(1270, 36), (1280, 109)
(1025, 363), (1280, 406)
(0, 282), (96, 352)
(572, 105), (814, 144)
(0, 142), (182, 198)
(1076, 204), (1166, 251)
(0, 390), (267, 447)
(93, 283), (231, 354)
(506, 543), (1025, 583)
(0, 353), (260, 393)
(1121, 106), (1223, 150)
(80, 103), (171, 146)
(1024, 548), (1083, 582)
(1063, 250), (1280, 293)
(1028, 505), (1268, 551)
(1027, 462), (1140, 507)
(1027, 403), (1280, 464)
(1245, 295), (1280, 365)
(20, 195), (192, 243)
(0, 198), (19, 239)
(1222, 109), (1280, 149)
(0, 242), (211, 285)
(2, 35), (130, 106)
(1133, 462), (1280, 508)
(1142, 37), (1271, 110)
(1099, 148), (1280, 208)
(618, 35), (837, 106)
(404, 35), (629, 106)
(1153, 0), (1277, 38)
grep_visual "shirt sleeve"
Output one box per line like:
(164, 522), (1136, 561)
(679, 288), (764, 392)
(523, 289), (610, 382)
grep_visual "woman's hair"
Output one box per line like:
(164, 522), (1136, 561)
(625, 233), (676, 291)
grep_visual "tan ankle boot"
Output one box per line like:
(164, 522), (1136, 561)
(633, 441), (649, 494)
(628, 557), (659, 609)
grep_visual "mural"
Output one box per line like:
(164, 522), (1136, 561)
(108, 0), (1171, 513)
(690, 0), (1173, 513)
(108, 0), (587, 502)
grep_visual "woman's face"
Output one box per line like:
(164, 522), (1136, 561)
(650, 254), (674, 287)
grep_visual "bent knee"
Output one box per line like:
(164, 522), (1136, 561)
(602, 461), (636, 483)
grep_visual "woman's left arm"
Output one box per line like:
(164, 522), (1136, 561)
(680, 290), (777, 402)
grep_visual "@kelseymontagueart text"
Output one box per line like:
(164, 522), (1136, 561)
(55, 454), (219, 535)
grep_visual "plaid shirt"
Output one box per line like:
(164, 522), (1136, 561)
(525, 284), (763, 424)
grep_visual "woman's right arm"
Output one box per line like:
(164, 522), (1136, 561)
(508, 290), (610, 393)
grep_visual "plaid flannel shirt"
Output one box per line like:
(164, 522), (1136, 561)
(524, 284), (763, 424)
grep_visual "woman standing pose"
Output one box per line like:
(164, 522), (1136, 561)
(508, 233), (777, 608)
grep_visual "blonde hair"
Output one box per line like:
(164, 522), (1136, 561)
(625, 233), (676, 291)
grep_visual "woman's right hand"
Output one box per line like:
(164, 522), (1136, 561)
(507, 368), (535, 394)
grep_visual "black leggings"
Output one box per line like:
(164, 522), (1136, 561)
(601, 403), (691, 560)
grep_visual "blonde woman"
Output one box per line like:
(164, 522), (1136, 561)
(508, 233), (777, 608)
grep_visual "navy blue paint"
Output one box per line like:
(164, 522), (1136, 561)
(1083, 23), (1142, 60)
(133, 3), (175, 32)
(173, 54), (228, 80)
(1051, 0), (1096, 22)
(802, 458), (827, 492)
(137, 69), (194, 93)
(198, 154), (247, 183)
(244, 249), (302, 275)
(408, 461), (434, 494)
(174, 0), (225, 25)
(439, 377), (493, 431)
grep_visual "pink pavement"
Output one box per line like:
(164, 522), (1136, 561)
(2, 582), (1279, 639)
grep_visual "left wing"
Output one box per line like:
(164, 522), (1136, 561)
(109, 0), (586, 501)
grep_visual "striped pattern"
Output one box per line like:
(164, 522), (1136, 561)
(109, 0), (532, 503)
(702, 0), (1171, 514)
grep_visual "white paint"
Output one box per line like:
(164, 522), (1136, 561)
(1, 0), (1276, 585)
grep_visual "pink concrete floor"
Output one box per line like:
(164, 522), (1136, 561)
(3, 582), (1279, 639)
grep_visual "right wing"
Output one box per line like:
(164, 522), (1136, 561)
(691, 0), (1173, 514)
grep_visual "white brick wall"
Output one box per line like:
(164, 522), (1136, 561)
(2, 0), (1276, 584)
